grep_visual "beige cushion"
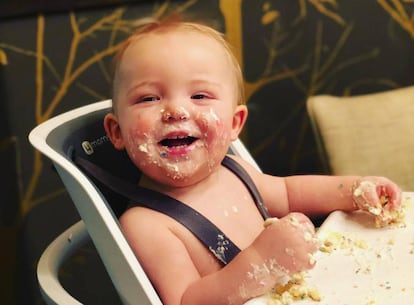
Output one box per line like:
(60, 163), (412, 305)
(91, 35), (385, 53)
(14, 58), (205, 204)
(307, 86), (414, 191)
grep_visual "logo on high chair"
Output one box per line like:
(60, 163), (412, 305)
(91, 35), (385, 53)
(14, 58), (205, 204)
(81, 135), (110, 155)
(82, 141), (94, 155)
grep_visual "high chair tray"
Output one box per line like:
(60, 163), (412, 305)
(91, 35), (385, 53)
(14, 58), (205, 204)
(245, 192), (414, 305)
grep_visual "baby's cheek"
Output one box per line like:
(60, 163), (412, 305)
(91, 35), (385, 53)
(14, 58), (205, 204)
(196, 109), (229, 147)
(125, 128), (153, 164)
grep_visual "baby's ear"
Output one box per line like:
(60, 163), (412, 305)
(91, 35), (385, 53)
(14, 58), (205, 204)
(103, 113), (125, 150)
(230, 105), (248, 140)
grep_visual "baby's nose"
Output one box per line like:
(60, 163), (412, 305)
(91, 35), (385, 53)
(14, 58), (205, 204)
(161, 106), (190, 122)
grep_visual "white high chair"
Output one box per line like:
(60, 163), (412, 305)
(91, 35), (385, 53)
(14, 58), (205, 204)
(29, 99), (261, 305)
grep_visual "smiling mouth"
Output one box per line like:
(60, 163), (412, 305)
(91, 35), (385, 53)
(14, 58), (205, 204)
(159, 136), (198, 148)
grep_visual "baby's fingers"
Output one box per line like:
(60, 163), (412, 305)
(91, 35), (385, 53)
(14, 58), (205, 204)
(360, 177), (402, 210)
(352, 179), (381, 213)
(353, 177), (404, 227)
(378, 182), (402, 210)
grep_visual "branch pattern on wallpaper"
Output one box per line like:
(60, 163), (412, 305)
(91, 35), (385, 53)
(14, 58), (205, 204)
(1, 0), (413, 218)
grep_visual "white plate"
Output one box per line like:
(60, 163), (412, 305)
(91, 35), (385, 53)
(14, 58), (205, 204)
(245, 192), (414, 305)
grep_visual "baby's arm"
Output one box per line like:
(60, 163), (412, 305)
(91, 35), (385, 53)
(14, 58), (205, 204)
(252, 168), (402, 222)
(230, 156), (402, 221)
(121, 207), (318, 305)
(282, 175), (402, 218)
(183, 213), (318, 305)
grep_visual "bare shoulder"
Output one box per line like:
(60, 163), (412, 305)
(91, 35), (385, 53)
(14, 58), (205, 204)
(119, 206), (183, 253)
(120, 204), (164, 229)
(119, 206), (203, 303)
(225, 154), (276, 184)
(119, 206), (223, 266)
(226, 154), (289, 216)
(225, 154), (262, 177)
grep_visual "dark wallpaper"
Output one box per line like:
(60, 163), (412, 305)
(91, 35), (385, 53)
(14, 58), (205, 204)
(2, 0), (414, 224)
(1, 0), (414, 303)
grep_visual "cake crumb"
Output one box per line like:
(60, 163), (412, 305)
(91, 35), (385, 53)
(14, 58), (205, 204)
(268, 272), (321, 305)
(373, 195), (409, 228)
(319, 231), (368, 253)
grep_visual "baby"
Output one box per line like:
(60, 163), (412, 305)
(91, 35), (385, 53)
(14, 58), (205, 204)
(103, 17), (402, 305)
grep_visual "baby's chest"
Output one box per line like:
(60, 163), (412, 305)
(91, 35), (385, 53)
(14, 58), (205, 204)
(196, 189), (265, 249)
(170, 196), (264, 273)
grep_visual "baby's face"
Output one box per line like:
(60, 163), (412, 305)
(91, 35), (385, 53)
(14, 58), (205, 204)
(112, 30), (245, 187)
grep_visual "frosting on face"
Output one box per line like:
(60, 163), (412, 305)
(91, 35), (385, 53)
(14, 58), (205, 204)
(123, 105), (232, 187)
(112, 29), (241, 188)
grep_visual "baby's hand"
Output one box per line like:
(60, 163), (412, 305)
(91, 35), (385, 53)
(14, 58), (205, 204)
(352, 176), (403, 226)
(253, 213), (318, 277)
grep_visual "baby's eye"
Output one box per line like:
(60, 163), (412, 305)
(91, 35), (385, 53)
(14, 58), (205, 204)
(137, 96), (160, 103)
(191, 93), (208, 100)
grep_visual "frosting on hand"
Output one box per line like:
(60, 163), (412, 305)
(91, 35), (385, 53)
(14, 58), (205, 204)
(352, 177), (403, 227)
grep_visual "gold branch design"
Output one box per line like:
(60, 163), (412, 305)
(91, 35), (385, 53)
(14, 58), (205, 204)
(21, 9), (127, 216)
(308, 21), (354, 95)
(220, 0), (243, 67)
(21, 1), (198, 216)
(377, 0), (414, 37)
(298, 0), (345, 26)
(220, 0), (309, 102)
(252, 21), (379, 157)
(35, 15), (45, 124)
(306, 21), (378, 97)
(0, 49), (7, 64)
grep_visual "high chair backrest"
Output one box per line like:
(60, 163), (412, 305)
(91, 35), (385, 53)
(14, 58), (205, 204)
(29, 99), (261, 305)
(30, 100), (162, 305)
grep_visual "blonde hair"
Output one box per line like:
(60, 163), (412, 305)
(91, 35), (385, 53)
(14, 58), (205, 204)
(112, 16), (245, 111)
